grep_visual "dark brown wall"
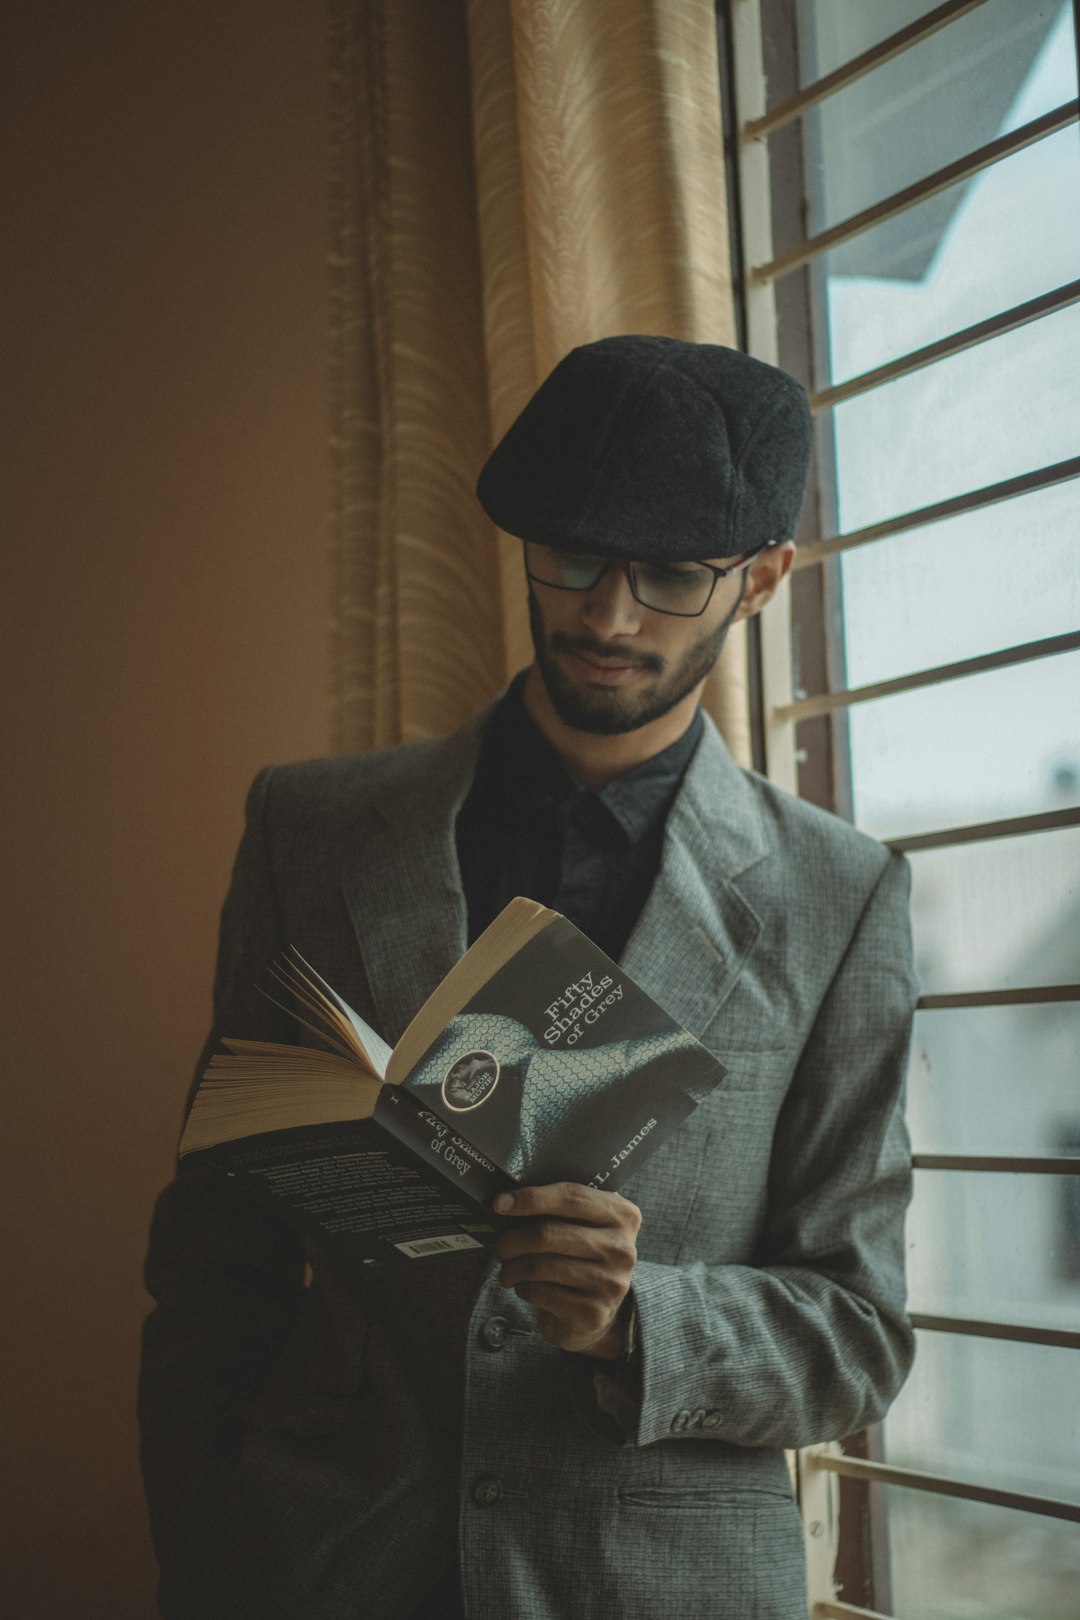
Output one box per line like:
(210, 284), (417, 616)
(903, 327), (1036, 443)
(2, 2), (330, 1613)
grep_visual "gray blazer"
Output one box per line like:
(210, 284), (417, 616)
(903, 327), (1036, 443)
(140, 707), (918, 1620)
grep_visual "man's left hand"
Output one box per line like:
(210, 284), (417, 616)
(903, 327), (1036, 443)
(492, 1183), (641, 1358)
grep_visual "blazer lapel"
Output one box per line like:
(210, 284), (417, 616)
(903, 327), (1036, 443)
(341, 706), (767, 1050)
(341, 709), (490, 1046)
(620, 717), (767, 1040)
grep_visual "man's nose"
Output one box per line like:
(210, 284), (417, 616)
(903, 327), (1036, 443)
(580, 564), (643, 637)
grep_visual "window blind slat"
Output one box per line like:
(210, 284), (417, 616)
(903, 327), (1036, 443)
(913, 1155), (1080, 1175)
(742, 0), (991, 140)
(910, 1314), (1080, 1351)
(751, 102), (1079, 285)
(919, 986), (1080, 1009)
(813, 1603), (891, 1620)
(807, 1452), (1080, 1524)
(773, 631), (1080, 722)
(886, 807), (1080, 853)
(792, 458), (1080, 569)
(809, 281), (1080, 412)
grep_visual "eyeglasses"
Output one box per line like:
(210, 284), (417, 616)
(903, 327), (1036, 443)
(524, 541), (754, 618)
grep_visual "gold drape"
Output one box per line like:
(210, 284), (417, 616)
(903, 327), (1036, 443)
(328, 0), (747, 760)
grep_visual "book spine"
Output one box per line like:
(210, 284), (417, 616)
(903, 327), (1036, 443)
(374, 1086), (515, 1209)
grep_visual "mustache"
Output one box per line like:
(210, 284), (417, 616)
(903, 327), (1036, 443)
(550, 632), (663, 673)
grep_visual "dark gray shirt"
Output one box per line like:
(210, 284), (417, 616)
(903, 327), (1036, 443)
(455, 672), (703, 960)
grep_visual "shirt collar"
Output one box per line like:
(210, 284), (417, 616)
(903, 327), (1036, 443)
(478, 671), (704, 847)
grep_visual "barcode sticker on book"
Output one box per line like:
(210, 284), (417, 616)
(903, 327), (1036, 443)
(394, 1233), (485, 1259)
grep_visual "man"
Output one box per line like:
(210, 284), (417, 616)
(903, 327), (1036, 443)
(140, 336), (918, 1620)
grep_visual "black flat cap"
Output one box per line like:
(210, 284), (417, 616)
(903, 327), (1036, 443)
(476, 334), (812, 562)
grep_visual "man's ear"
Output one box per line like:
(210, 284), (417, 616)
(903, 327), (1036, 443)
(734, 542), (796, 621)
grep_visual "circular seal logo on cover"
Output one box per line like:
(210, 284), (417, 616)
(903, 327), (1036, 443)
(441, 1051), (501, 1113)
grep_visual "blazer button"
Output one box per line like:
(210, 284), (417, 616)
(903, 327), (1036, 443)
(687, 1408), (707, 1430)
(702, 1410), (722, 1429)
(472, 1476), (503, 1507)
(670, 1410), (691, 1433)
(480, 1315), (510, 1350)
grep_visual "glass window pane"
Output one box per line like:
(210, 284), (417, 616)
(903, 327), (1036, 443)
(826, 302), (1080, 536)
(888, 1332), (1080, 1503)
(907, 826), (1080, 994)
(793, 0), (1071, 94)
(831, 480), (1080, 692)
(817, 127), (1080, 388)
(791, 0), (948, 88)
(795, 2), (1074, 236)
(908, 1005), (1080, 1157)
(824, 651), (1080, 838)
(878, 1486), (1080, 1620)
(907, 1170), (1080, 1324)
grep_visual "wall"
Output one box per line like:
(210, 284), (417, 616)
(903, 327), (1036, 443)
(2, 2), (330, 1613)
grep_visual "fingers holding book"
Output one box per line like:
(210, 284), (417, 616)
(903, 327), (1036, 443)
(492, 1183), (640, 1358)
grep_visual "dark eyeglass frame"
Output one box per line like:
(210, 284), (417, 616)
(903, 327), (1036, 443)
(523, 541), (756, 618)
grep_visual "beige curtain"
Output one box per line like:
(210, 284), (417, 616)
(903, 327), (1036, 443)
(328, 0), (747, 761)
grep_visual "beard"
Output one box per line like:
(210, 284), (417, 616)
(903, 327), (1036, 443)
(527, 580), (745, 736)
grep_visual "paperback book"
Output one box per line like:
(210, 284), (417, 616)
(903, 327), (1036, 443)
(181, 897), (726, 1269)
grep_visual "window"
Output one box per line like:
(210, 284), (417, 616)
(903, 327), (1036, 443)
(724, 1), (1080, 1615)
